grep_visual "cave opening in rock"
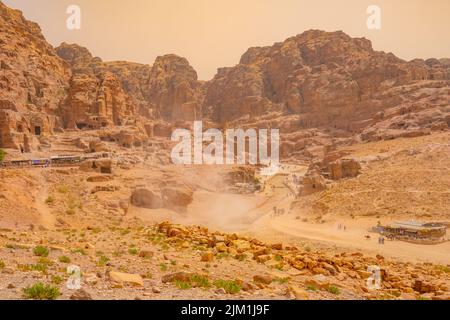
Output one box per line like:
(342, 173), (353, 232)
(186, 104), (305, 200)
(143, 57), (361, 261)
(34, 126), (41, 136)
(100, 167), (111, 174)
(76, 122), (88, 130)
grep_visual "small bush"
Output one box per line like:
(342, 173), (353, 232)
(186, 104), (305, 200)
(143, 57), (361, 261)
(72, 248), (87, 256)
(0, 260), (5, 269)
(216, 253), (229, 260)
(306, 284), (317, 291)
(190, 275), (211, 288)
(23, 282), (60, 300)
(274, 277), (289, 284)
(30, 263), (48, 273)
(128, 248), (138, 255)
(58, 256), (71, 263)
(0, 149), (6, 162)
(51, 275), (64, 285)
(33, 246), (49, 257)
(159, 263), (168, 272)
(328, 285), (341, 295)
(436, 265), (450, 273)
(38, 258), (53, 266)
(235, 254), (247, 262)
(213, 279), (241, 294)
(175, 280), (192, 290)
(45, 196), (55, 205)
(97, 255), (110, 267)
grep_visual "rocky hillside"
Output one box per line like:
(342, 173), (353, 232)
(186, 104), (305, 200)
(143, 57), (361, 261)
(0, 1), (70, 151)
(0, 1), (449, 162)
(205, 30), (449, 129)
(55, 43), (137, 130)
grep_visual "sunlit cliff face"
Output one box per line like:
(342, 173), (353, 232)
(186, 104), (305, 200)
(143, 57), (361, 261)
(3, 0), (450, 80)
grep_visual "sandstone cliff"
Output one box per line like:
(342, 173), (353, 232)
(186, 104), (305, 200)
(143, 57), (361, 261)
(204, 30), (449, 137)
(0, 1), (449, 160)
(56, 43), (137, 130)
(0, 1), (70, 151)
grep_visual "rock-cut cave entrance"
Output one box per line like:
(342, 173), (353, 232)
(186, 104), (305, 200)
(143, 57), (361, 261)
(34, 126), (41, 136)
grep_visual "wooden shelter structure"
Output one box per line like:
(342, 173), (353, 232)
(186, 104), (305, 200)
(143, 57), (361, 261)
(381, 221), (446, 241)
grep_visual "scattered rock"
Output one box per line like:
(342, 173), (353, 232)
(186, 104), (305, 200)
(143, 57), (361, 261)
(109, 271), (144, 286)
(70, 289), (93, 300)
(201, 252), (214, 262)
(253, 275), (273, 285)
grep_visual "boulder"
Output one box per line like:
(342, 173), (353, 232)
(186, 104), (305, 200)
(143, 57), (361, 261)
(87, 175), (112, 182)
(300, 171), (327, 196)
(161, 272), (195, 284)
(161, 187), (194, 211)
(109, 271), (144, 286)
(79, 158), (113, 174)
(130, 188), (163, 209)
(327, 159), (361, 180)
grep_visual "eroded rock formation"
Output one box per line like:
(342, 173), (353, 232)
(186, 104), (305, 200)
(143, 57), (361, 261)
(1, 0), (449, 161)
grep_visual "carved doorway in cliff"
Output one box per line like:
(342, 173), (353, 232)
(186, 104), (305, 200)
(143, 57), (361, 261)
(34, 126), (41, 136)
(100, 167), (111, 174)
(76, 123), (88, 130)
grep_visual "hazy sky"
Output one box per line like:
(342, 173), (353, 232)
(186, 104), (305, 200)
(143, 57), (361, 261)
(3, 0), (450, 80)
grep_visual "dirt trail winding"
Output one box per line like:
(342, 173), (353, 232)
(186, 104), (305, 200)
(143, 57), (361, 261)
(34, 172), (56, 230)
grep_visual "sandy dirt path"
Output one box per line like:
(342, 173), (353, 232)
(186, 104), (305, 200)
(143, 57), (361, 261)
(131, 166), (450, 265)
(35, 172), (56, 230)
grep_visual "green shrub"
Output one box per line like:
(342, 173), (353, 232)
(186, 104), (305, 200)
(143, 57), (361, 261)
(23, 282), (60, 300)
(213, 279), (241, 294)
(328, 285), (341, 295)
(0, 149), (6, 162)
(235, 254), (247, 261)
(159, 263), (168, 271)
(190, 275), (211, 288)
(436, 265), (450, 273)
(306, 284), (317, 291)
(51, 275), (64, 285)
(45, 196), (55, 205)
(38, 257), (53, 266)
(58, 256), (71, 263)
(128, 248), (138, 255)
(71, 248), (87, 256)
(97, 255), (110, 267)
(33, 246), (49, 257)
(30, 263), (48, 273)
(175, 280), (192, 290)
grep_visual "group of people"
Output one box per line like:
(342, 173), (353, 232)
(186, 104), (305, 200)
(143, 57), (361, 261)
(271, 206), (286, 218)
(337, 223), (347, 231)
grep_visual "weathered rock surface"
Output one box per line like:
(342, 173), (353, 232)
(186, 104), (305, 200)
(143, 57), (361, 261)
(130, 188), (163, 209)
(56, 43), (137, 130)
(0, 0), (449, 167)
(0, 2), (70, 150)
(327, 159), (361, 180)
